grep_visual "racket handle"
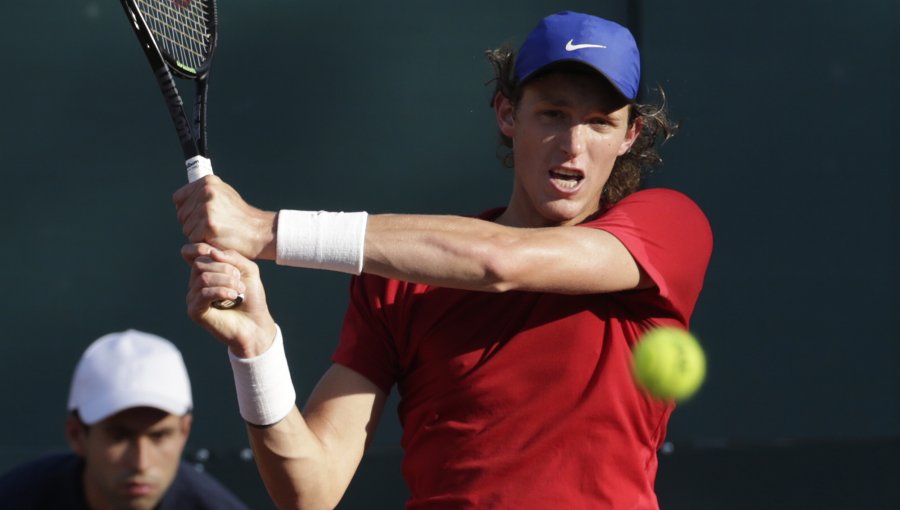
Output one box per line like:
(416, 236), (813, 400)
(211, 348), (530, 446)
(186, 155), (214, 183)
(184, 156), (241, 309)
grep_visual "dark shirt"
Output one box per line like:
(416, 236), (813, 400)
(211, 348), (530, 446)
(0, 452), (249, 509)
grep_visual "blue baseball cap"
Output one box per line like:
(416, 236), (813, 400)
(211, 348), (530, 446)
(514, 11), (641, 101)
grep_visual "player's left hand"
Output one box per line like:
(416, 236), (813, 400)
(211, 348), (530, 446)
(173, 176), (278, 260)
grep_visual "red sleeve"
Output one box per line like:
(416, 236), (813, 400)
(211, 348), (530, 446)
(331, 274), (403, 394)
(585, 188), (713, 323)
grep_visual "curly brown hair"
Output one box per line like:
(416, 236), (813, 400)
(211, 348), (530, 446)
(485, 44), (677, 209)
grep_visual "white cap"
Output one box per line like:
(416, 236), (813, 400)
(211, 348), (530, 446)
(67, 330), (193, 425)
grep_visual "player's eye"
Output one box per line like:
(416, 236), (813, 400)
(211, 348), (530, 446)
(538, 109), (565, 121)
(149, 429), (174, 443)
(106, 428), (131, 442)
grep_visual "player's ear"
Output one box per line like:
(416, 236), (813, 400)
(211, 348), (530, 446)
(181, 413), (193, 437)
(493, 92), (516, 138)
(65, 414), (87, 456)
(617, 114), (642, 156)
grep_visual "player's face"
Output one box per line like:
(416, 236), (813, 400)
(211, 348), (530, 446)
(67, 407), (191, 510)
(495, 71), (640, 227)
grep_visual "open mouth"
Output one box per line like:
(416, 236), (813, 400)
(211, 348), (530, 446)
(549, 168), (584, 190)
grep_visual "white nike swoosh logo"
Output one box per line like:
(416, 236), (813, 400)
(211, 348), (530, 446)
(565, 39), (607, 51)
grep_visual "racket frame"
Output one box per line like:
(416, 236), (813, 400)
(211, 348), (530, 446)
(119, 0), (218, 162)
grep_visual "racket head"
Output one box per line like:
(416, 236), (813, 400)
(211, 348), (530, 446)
(124, 0), (218, 79)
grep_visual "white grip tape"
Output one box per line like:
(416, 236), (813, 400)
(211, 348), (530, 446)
(228, 325), (297, 426)
(186, 156), (214, 183)
(276, 210), (368, 275)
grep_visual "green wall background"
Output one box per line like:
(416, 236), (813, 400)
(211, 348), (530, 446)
(1, 1), (897, 508)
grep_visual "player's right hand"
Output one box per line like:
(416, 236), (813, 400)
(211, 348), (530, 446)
(173, 176), (278, 261)
(183, 242), (278, 358)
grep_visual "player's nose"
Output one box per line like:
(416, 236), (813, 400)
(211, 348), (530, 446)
(558, 123), (589, 159)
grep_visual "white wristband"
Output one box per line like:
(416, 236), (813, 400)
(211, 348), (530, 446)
(228, 325), (297, 426)
(276, 210), (368, 275)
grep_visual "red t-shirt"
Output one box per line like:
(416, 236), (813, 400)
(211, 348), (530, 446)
(334, 188), (713, 509)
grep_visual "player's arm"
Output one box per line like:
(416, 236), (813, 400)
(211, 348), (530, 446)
(247, 366), (386, 510)
(183, 244), (386, 509)
(174, 180), (646, 295)
(362, 213), (649, 294)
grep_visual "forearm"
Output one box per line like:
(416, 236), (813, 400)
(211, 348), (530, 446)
(226, 325), (336, 509)
(274, 210), (644, 294)
(272, 209), (511, 289)
(363, 213), (649, 293)
(248, 411), (351, 510)
(363, 214), (517, 291)
(231, 334), (369, 509)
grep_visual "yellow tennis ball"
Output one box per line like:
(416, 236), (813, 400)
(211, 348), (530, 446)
(632, 327), (706, 401)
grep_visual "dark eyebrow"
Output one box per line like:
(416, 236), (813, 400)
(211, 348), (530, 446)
(100, 424), (133, 436)
(100, 422), (179, 437)
(531, 93), (573, 107)
(533, 91), (618, 113)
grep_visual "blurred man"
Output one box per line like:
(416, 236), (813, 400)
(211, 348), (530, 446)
(0, 329), (249, 509)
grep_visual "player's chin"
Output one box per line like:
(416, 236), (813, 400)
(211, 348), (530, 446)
(116, 486), (164, 510)
(538, 199), (598, 226)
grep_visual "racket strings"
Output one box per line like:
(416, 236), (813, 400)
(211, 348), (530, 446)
(136, 0), (212, 73)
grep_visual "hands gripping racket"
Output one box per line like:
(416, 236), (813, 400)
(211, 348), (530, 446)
(120, 0), (241, 308)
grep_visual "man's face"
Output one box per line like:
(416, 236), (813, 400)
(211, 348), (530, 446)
(67, 407), (191, 510)
(495, 71), (639, 227)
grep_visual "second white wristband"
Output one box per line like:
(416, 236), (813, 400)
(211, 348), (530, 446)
(228, 325), (297, 427)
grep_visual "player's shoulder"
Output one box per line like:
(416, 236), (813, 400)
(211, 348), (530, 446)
(598, 187), (713, 247)
(0, 452), (84, 500)
(614, 188), (709, 223)
(0, 451), (79, 480)
(617, 187), (703, 210)
(163, 460), (250, 509)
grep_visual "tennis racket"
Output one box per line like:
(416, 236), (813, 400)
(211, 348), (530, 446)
(120, 0), (241, 309)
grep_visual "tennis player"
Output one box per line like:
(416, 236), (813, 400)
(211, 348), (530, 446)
(176, 11), (712, 509)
